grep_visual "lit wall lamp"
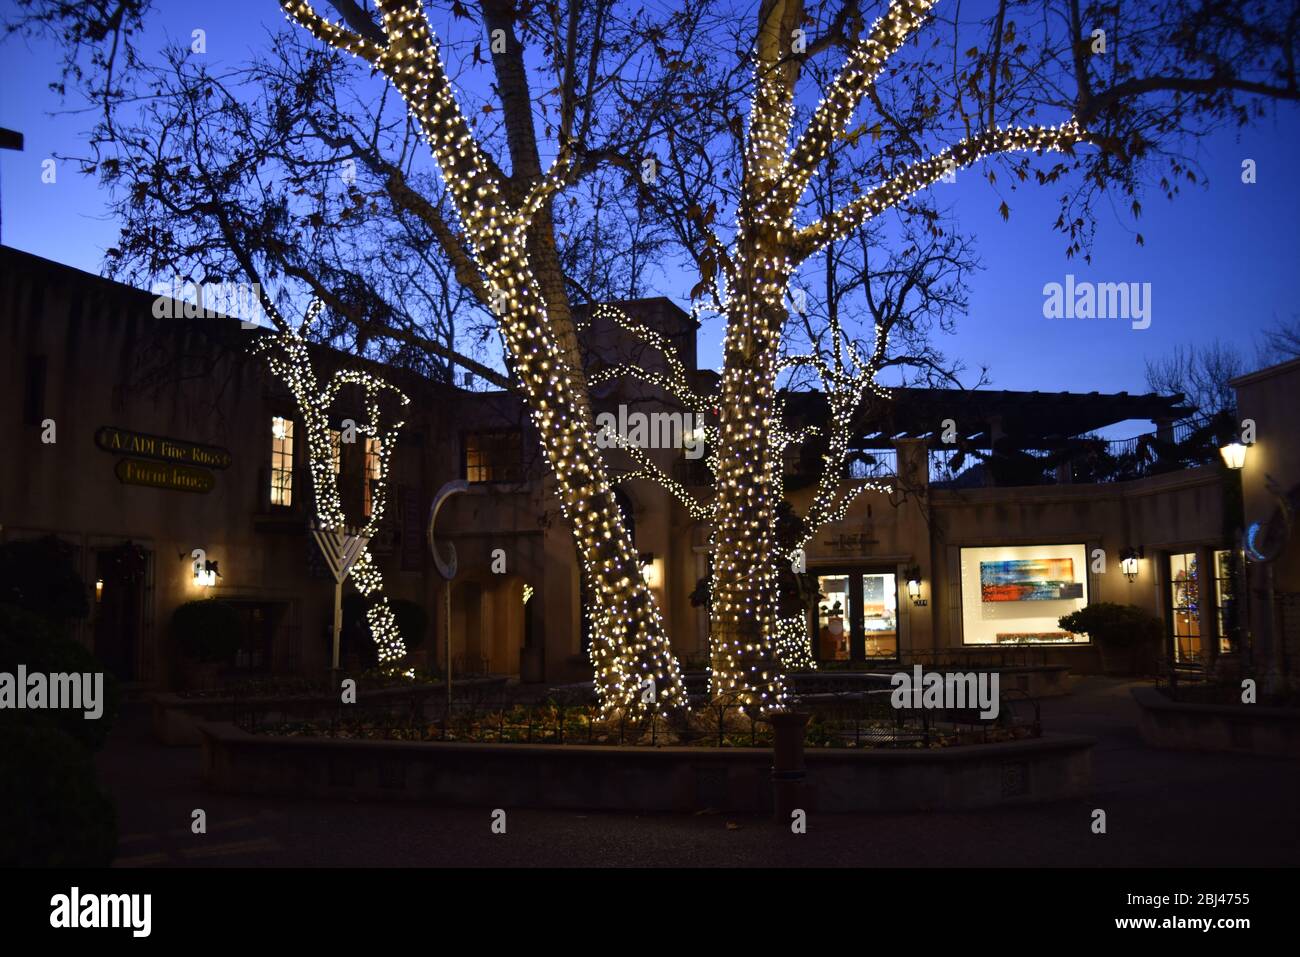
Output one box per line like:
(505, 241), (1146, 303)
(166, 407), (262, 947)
(1119, 546), (1143, 583)
(1219, 441), (1249, 470)
(195, 560), (220, 588)
(904, 565), (924, 605)
(94, 579), (104, 603)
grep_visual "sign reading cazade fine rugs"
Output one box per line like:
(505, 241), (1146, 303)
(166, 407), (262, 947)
(95, 426), (232, 469)
(96, 426), (231, 494)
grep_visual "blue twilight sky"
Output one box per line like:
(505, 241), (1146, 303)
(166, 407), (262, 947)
(2, 0), (1298, 436)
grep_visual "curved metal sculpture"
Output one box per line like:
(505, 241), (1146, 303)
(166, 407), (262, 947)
(1245, 478), (1299, 563)
(428, 480), (469, 579)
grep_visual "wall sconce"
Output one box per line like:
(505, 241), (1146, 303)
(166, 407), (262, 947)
(1119, 546), (1143, 583)
(639, 552), (660, 589)
(94, 579), (104, 603)
(904, 565), (924, 604)
(194, 559), (220, 588)
(1219, 441), (1248, 470)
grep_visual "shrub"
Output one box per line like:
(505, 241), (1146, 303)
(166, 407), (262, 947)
(172, 599), (244, 663)
(0, 603), (120, 751)
(1059, 603), (1164, 646)
(0, 536), (89, 632)
(0, 724), (118, 866)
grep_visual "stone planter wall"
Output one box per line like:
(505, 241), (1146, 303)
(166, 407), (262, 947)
(198, 721), (1095, 813)
(153, 676), (509, 746)
(1131, 686), (1300, 758)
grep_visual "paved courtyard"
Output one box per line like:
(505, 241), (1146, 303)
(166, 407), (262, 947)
(97, 677), (1300, 867)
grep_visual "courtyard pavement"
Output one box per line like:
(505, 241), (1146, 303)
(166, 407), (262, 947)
(96, 677), (1300, 867)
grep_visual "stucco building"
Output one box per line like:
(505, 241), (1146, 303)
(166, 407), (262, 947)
(3, 245), (1296, 689)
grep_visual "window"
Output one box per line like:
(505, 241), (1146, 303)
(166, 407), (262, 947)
(270, 416), (294, 507)
(861, 572), (898, 658)
(959, 544), (1089, 645)
(810, 570), (900, 662)
(1169, 552), (1201, 663)
(815, 575), (851, 661)
(329, 428), (342, 476)
(1213, 549), (1238, 654)
(363, 437), (382, 516)
(464, 430), (522, 483)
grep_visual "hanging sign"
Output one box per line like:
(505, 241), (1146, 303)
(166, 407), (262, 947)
(95, 426), (232, 470)
(114, 457), (215, 494)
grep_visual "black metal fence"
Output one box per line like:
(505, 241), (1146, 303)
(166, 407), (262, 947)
(233, 681), (1041, 749)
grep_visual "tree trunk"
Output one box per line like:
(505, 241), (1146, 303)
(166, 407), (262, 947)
(708, 268), (789, 709)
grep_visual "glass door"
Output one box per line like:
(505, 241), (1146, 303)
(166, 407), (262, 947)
(1168, 552), (1201, 663)
(861, 572), (899, 659)
(814, 574), (851, 661)
(812, 569), (900, 664)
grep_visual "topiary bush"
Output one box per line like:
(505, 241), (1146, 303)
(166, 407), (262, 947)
(0, 603), (120, 751)
(0, 723), (117, 866)
(171, 599), (244, 664)
(1059, 602), (1165, 674)
(1059, 603), (1164, 645)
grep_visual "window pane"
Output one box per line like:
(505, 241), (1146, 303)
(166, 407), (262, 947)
(1213, 548), (1236, 654)
(465, 430), (521, 483)
(815, 575), (850, 661)
(959, 545), (1089, 645)
(271, 416), (294, 507)
(1169, 551), (1201, 662)
(364, 437), (381, 516)
(862, 573), (898, 658)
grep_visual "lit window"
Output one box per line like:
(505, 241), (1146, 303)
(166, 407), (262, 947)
(363, 437), (381, 516)
(958, 545), (1089, 645)
(1213, 549), (1237, 655)
(271, 416), (294, 507)
(464, 431), (522, 484)
(329, 428), (342, 476)
(1169, 552), (1201, 663)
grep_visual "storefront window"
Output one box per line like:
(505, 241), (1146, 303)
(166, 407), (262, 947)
(809, 570), (901, 662)
(959, 544), (1089, 645)
(861, 573), (898, 658)
(1170, 551), (1201, 663)
(1213, 549), (1238, 654)
(815, 575), (850, 661)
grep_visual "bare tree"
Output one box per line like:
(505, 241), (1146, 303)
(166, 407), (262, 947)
(12, 0), (1300, 711)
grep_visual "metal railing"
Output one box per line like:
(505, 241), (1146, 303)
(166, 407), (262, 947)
(233, 682), (1041, 749)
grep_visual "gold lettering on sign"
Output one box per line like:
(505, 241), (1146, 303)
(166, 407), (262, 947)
(95, 427), (231, 470)
(114, 457), (215, 494)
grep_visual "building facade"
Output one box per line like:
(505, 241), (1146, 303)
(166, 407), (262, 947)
(3, 246), (1295, 689)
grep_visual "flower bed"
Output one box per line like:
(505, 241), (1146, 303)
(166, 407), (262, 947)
(151, 674), (509, 746)
(199, 720), (1094, 813)
(244, 699), (1038, 751)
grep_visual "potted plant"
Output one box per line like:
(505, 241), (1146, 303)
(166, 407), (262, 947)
(171, 599), (244, 690)
(1058, 603), (1164, 675)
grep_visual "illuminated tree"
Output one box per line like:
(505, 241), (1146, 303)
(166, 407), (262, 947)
(254, 298), (412, 665)
(15, 0), (1299, 712)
